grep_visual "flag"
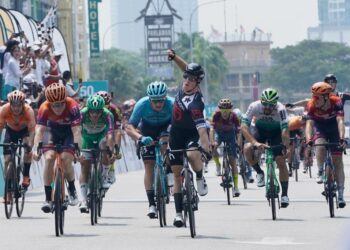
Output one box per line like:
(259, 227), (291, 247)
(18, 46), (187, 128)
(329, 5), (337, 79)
(254, 26), (264, 33)
(210, 25), (221, 38)
(37, 1), (57, 43)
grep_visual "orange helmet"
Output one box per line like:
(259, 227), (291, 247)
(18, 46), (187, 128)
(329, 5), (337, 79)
(311, 82), (332, 95)
(45, 82), (67, 103)
(7, 90), (26, 104)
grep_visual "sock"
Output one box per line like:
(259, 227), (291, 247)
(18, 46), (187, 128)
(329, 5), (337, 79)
(281, 181), (288, 197)
(80, 183), (87, 201)
(146, 190), (155, 206)
(23, 163), (31, 177)
(233, 174), (239, 188)
(44, 185), (52, 201)
(252, 163), (264, 175)
(213, 156), (220, 167)
(195, 169), (203, 179)
(174, 193), (183, 213)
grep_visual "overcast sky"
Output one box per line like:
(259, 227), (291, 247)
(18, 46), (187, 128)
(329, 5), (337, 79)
(99, 0), (319, 49)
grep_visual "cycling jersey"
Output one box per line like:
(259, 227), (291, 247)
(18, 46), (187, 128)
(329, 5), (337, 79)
(211, 110), (240, 133)
(81, 107), (114, 149)
(0, 103), (36, 132)
(108, 103), (122, 129)
(306, 95), (344, 124)
(332, 91), (350, 104)
(242, 101), (288, 131)
(171, 89), (206, 130)
(37, 97), (81, 128)
(129, 96), (174, 127)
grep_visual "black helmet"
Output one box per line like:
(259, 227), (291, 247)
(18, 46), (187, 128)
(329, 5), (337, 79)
(184, 63), (205, 82)
(324, 74), (337, 84)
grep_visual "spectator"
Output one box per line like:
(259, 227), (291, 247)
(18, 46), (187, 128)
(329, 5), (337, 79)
(44, 49), (63, 86)
(62, 70), (82, 98)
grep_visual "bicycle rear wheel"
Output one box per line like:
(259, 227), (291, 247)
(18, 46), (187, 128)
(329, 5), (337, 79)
(54, 171), (63, 236)
(4, 162), (15, 219)
(268, 164), (276, 220)
(185, 170), (196, 238)
(16, 165), (25, 217)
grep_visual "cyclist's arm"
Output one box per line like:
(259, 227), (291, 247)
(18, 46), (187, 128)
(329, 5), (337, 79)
(170, 52), (187, 72)
(71, 125), (82, 149)
(281, 128), (290, 148)
(336, 116), (345, 140)
(292, 99), (310, 108)
(198, 127), (210, 153)
(209, 127), (215, 145)
(125, 123), (142, 141)
(305, 119), (314, 143)
(33, 125), (46, 150)
(106, 133), (114, 151)
(241, 124), (258, 145)
(114, 128), (122, 147)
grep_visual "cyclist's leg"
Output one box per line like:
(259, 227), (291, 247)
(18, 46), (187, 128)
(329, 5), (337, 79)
(79, 137), (93, 210)
(42, 150), (56, 212)
(212, 132), (221, 174)
(313, 122), (327, 182)
(22, 129), (32, 187)
(288, 131), (296, 176)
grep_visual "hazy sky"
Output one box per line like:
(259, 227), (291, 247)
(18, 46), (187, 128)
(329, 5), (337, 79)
(99, 0), (319, 49)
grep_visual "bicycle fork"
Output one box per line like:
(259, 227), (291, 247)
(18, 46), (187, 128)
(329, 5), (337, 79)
(265, 163), (280, 208)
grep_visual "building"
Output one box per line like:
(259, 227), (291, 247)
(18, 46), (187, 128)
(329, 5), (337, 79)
(217, 32), (272, 111)
(109, 0), (198, 52)
(308, 0), (350, 45)
(0, 0), (51, 20)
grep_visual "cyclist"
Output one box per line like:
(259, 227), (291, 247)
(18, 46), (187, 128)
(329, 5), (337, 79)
(167, 49), (211, 227)
(32, 82), (82, 213)
(324, 74), (350, 104)
(241, 88), (290, 208)
(305, 82), (346, 208)
(78, 95), (117, 212)
(0, 91), (35, 192)
(125, 81), (174, 218)
(96, 91), (123, 186)
(210, 98), (241, 197)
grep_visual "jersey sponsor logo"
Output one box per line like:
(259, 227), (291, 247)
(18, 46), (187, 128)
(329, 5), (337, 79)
(191, 109), (203, 120)
(181, 94), (195, 109)
(279, 110), (287, 120)
(173, 103), (183, 121)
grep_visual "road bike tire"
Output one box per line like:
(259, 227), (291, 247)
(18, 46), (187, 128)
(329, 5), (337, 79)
(223, 157), (231, 205)
(156, 169), (165, 227)
(90, 166), (97, 225)
(185, 170), (196, 238)
(308, 164), (312, 178)
(327, 179), (335, 218)
(269, 164), (276, 220)
(54, 171), (62, 236)
(98, 166), (103, 218)
(294, 161), (299, 182)
(15, 166), (25, 217)
(240, 160), (248, 190)
(4, 162), (15, 219)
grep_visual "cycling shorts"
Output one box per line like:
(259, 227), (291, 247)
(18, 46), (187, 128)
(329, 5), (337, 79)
(43, 125), (75, 155)
(313, 120), (342, 154)
(214, 130), (237, 158)
(254, 127), (283, 157)
(3, 125), (29, 155)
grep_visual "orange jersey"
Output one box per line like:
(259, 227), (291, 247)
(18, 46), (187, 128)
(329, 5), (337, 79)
(288, 116), (304, 131)
(0, 103), (36, 132)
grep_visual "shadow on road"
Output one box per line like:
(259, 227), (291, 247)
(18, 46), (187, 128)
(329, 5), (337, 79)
(50, 233), (100, 238)
(177, 235), (231, 240)
(100, 216), (134, 220)
(258, 218), (305, 222)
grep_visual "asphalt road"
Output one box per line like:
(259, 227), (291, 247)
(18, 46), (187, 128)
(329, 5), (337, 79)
(1, 155), (350, 250)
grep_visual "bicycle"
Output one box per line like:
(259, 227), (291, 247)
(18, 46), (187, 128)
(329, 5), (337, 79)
(80, 143), (112, 225)
(236, 145), (249, 190)
(0, 140), (29, 219)
(166, 146), (208, 238)
(312, 142), (346, 218)
(263, 144), (284, 220)
(37, 142), (79, 237)
(289, 136), (302, 182)
(220, 141), (233, 205)
(137, 140), (170, 227)
(303, 146), (313, 178)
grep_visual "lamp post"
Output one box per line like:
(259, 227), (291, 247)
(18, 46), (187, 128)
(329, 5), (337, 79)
(102, 20), (135, 80)
(189, 0), (234, 62)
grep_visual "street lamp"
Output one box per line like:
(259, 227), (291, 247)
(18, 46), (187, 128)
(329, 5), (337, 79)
(189, 0), (233, 62)
(102, 20), (135, 79)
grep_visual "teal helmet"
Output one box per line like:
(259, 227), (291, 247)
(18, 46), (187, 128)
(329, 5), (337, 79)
(261, 88), (279, 104)
(147, 81), (167, 98)
(87, 95), (105, 110)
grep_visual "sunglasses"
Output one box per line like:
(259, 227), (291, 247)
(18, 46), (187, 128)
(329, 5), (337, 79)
(10, 101), (23, 107)
(150, 98), (165, 104)
(50, 102), (65, 108)
(261, 101), (276, 108)
(183, 74), (198, 82)
(219, 109), (231, 113)
(89, 109), (102, 114)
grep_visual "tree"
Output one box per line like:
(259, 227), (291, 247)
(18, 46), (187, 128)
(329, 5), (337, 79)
(89, 48), (149, 101)
(173, 32), (229, 103)
(265, 40), (350, 100)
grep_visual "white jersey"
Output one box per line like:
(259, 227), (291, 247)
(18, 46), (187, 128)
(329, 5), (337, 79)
(288, 106), (305, 117)
(242, 101), (288, 131)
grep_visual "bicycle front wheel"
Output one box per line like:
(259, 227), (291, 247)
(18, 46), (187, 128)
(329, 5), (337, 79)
(327, 179), (335, 218)
(4, 162), (15, 219)
(185, 170), (196, 238)
(223, 158), (231, 205)
(90, 165), (97, 225)
(156, 168), (166, 227)
(16, 165), (25, 217)
(54, 170), (63, 236)
(268, 164), (276, 220)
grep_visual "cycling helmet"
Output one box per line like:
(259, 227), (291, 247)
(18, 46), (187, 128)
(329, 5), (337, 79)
(184, 63), (205, 82)
(218, 98), (233, 109)
(324, 74), (337, 84)
(96, 91), (111, 105)
(45, 82), (67, 103)
(87, 95), (105, 110)
(311, 82), (332, 95)
(261, 88), (279, 104)
(147, 81), (167, 98)
(7, 90), (26, 104)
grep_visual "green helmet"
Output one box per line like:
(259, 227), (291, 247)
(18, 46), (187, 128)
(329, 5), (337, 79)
(261, 88), (279, 104)
(87, 95), (105, 110)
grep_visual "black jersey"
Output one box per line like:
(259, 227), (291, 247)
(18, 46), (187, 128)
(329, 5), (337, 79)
(172, 89), (206, 130)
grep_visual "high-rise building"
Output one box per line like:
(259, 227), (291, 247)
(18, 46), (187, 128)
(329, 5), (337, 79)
(109, 0), (198, 52)
(308, 0), (350, 44)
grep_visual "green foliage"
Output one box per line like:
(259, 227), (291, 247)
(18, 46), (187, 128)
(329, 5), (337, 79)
(265, 40), (350, 100)
(173, 32), (229, 103)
